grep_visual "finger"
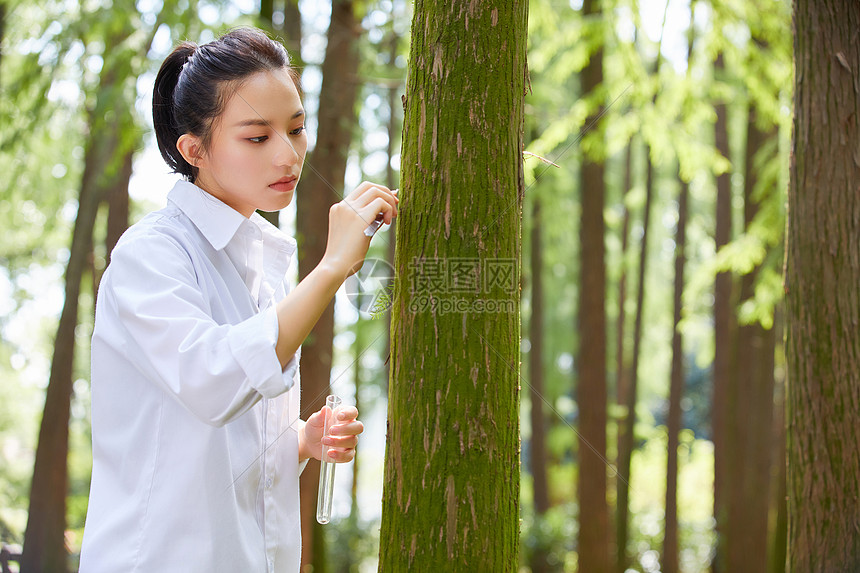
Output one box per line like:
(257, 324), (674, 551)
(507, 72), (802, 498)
(361, 197), (396, 225)
(328, 420), (364, 438)
(326, 448), (356, 463)
(332, 195), (393, 229)
(323, 434), (359, 449)
(351, 186), (398, 215)
(352, 183), (398, 210)
(307, 407), (327, 429)
(336, 406), (359, 422)
(344, 181), (391, 203)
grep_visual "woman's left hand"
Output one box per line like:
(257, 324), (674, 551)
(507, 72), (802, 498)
(298, 404), (364, 462)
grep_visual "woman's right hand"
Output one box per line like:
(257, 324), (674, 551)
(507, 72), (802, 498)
(321, 181), (398, 277)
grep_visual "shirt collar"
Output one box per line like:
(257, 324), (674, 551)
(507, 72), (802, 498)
(249, 211), (297, 257)
(167, 180), (297, 257)
(168, 181), (247, 251)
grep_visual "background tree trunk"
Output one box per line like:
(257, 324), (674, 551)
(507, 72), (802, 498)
(529, 191), (551, 573)
(383, 28), (401, 373)
(614, 142), (632, 410)
(343, 308), (364, 573)
(711, 49), (735, 573)
(576, 1), (611, 571)
(296, 1), (361, 569)
(663, 10), (695, 571)
(616, 12), (667, 567)
(786, 1), (860, 570)
(378, 1), (528, 569)
(20, 138), (101, 573)
(616, 149), (653, 573)
(732, 103), (778, 573)
(282, 0), (303, 69)
(768, 329), (787, 573)
(104, 151), (133, 267)
(20, 20), (139, 571)
(663, 172), (688, 573)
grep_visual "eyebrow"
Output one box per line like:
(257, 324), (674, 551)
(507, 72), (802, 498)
(232, 109), (305, 128)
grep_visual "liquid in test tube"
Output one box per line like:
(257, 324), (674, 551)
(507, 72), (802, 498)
(316, 394), (342, 524)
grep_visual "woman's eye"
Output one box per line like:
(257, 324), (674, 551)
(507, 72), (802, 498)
(290, 126), (305, 136)
(247, 136), (268, 143)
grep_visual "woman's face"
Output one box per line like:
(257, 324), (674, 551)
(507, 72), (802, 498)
(189, 67), (307, 217)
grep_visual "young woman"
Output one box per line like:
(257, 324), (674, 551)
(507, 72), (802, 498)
(79, 27), (397, 572)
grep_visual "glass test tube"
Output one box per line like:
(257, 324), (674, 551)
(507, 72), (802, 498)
(316, 394), (342, 524)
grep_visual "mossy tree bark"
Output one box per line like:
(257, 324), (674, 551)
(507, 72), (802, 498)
(378, 1), (528, 570)
(786, 1), (860, 571)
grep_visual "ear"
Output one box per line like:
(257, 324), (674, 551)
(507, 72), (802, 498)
(176, 133), (207, 169)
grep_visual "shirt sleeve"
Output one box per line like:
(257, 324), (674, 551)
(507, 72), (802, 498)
(103, 231), (296, 427)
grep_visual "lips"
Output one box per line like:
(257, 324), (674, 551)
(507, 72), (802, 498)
(269, 176), (298, 192)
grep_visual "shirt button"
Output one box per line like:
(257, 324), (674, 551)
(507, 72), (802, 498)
(266, 477), (273, 488)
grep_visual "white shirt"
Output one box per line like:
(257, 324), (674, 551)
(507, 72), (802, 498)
(80, 181), (304, 572)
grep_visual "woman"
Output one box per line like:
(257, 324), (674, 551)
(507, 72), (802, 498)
(79, 27), (397, 572)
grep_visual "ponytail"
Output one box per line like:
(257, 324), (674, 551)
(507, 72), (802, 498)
(151, 28), (297, 183)
(153, 42), (198, 181)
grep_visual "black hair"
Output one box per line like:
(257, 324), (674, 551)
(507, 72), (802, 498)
(152, 27), (301, 182)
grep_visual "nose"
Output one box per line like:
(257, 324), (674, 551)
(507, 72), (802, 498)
(273, 133), (300, 167)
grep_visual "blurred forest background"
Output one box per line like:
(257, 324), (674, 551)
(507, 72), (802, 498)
(0, 0), (799, 571)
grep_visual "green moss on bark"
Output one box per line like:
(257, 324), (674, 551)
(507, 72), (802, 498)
(378, 2), (528, 571)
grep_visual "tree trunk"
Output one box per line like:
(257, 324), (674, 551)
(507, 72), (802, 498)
(663, 11), (695, 572)
(378, 1), (528, 570)
(612, 142), (631, 568)
(105, 152), (132, 260)
(297, 1), (360, 569)
(529, 191), (551, 573)
(786, 1), (860, 570)
(663, 173), (688, 573)
(342, 311), (364, 573)
(731, 104), (778, 573)
(711, 50), (735, 573)
(617, 9), (667, 560)
(282, 0), (303, 69)
(93, 148), (133, 332)
(20, 20), (139, 569)
(614, 142), (632, 409)
(20, 146), (100, 573)
(576, 1), (611, 571)
(616, 150), (653, 573)
(768, 319), (787, 573)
